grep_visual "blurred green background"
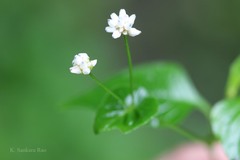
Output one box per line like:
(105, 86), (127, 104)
(1, 0), (240, 159)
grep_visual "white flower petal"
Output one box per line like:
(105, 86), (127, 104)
(91, 59), (97, 67)
(105, 26), (115, 33)
(78, 53), (89, 62)
(128, 28), (141, 37)
(119, 9), (127, 18)
(70, 53), (97, 75)
(73, 53), (89, 65)
(108, 19), (118, 27)
(106, 9), (140, 38)
(112, 30), (121, 39)
(70, 66), (81, 74)
(124, 24), (131, 31)
(129, 14), (136, 26)
(110, 13), (118, 21)
(82, 67), (91, 75)
(72, 55), (82, 65)
(78, 53), (89, 59)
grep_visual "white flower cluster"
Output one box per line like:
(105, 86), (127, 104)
(105, 9), (141, 39)
(70, 53), (97, 75)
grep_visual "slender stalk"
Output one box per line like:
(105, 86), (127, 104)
(123, 35), (134, 105)
(89, 73), (125, 106)
(166, 125), (207, 143)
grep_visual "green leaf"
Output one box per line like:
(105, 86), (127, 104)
(211, 98), (240, 160)
(226, 56), (240, 98)
(94, 87), (159, 134)
(66, 62), (209, 125)
(151, 100), (194, 125)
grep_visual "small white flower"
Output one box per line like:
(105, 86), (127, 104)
(105, 9), (141, 39)
(70, 53), (97, 75)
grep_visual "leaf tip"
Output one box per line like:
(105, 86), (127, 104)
(93, 126), (100, 135)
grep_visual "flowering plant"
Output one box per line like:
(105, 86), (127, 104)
(105, 9), (141, 39)
(67, 9), (240, 160)
(70, 53), (97, 75)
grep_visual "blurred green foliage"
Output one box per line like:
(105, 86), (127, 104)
(211, 98), (240, 159)
(0, 0), (240, 159)
(226, 55), (240, 98)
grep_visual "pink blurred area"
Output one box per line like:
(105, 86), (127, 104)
(156, 143), (228, 160)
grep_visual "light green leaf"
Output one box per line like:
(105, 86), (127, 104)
(151, 100), (194, 125)
(211, 98), (240, 160)
(94, 87), (159, 134)
(226, 56), (240, 98)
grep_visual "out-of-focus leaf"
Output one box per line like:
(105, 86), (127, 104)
(211, 98), (240, 160)
(66, 62), (209, 125)
(94, 87), (158, 134)
(151, 100), (194, 126)
(226, 56), (240, 98)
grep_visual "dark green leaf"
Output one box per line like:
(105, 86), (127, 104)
(211, 98), (240, 159)
(226, 56), (240, 98)
(94, 87), (158, 134)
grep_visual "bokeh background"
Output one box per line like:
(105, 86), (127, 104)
(1, 0), (240, 159)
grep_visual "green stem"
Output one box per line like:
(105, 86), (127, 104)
(123, 35), (134, 105)
(166, 125), (209, 143)
(90, 73), (125, 106)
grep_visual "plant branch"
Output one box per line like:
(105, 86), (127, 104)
(166, 124), (213, 144)
(123, 35), (134, 105)
(90, 73), (125, 106)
